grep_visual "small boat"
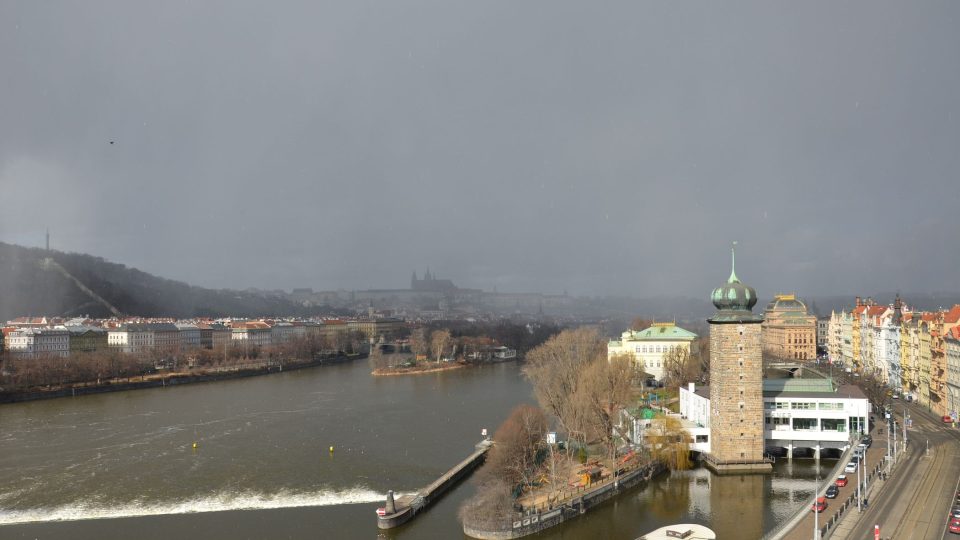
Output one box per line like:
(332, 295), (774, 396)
(636, 524), (716, 540)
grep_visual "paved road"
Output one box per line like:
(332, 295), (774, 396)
(780, 425), (885, 540)
(842, 402), (960, 540)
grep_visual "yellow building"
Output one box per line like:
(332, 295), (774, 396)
(607, 322), (699, 382)
(919, 317), (933, 409)
(761, 294), (817, 361)
(901, 314), (915, 397)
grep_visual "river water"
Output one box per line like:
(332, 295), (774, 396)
(0, 360), (830, 539)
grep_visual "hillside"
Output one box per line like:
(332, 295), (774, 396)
(0, 242), (310, 321)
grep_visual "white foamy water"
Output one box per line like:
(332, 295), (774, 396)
(0, 487), (386, 526)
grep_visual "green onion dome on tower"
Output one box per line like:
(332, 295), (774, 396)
(708, 243), (764, 323)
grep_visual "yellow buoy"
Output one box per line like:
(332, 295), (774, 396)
(192, 442), (198, 449)
(329, 446), (334, 453)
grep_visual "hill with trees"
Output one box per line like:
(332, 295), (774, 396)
(0, 242), (312, 320)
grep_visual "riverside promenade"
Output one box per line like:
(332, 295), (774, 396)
(779, 401), (960, 540)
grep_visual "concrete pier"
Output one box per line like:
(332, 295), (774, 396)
(377, 439), (493, 529)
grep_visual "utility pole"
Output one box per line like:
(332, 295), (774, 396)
(857, 457), (862, 512)
(813, 475), (820, 540)
(903, 407), (908, 449)
(886, 411), (892, 474)
(892, 419), (897, 464)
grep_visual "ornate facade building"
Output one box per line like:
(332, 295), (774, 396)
(704, 247), (771, 473)
(761, 294), (817, 362)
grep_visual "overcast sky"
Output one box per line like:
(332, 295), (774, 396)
(2, 2), (959, 298)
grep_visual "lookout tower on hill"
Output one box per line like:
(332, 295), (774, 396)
(704, 243), (772, 473)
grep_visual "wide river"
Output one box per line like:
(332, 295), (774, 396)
(0, 360), (831, 539)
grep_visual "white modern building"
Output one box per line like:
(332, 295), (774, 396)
(607, 322), (699, 381)
(680, 376), (870, 458)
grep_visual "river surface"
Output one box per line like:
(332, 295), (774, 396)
(0, 360), (831, 539)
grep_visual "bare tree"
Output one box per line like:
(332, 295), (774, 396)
(481, 404), (548, 490)
(661, 346), (700, 387)
(458, 478), (514, 532)
(523, 327), (605, 454)
(430, 329), (452, 362)
(609, 351), (647, 386)
(410, 327), (429, 358)
(859, 372), (890, 412)
(630, 317), (654, 331)
(368, 344), (390, 371)
(696, 336), (710, 383)
(575, 355), (635, 473)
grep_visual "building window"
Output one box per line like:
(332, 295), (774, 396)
(822, 418), (846, 432)
(696, 435), (708, 443)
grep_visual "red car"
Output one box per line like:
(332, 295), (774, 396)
(948, 518), (960, 534)
(943, 415), (953, 424)
(812, 497), (827, 513)
(835, 475), (848, 487)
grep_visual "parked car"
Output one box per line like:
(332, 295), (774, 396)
(844, 462), (858, 473)
(812, 497), (827, 513)
(950, 507), (960, 519)
(835, 475), (848, 487)
(943, 415), (953, 424)
(825, 485), (839, 499)
(862, 435), (873, 447)
(949, 518), (960, 534)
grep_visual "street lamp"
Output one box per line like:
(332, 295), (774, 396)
(813, 474), (821, 540)
(857, 446), (867, 512)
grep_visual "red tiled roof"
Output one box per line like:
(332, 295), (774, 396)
(944, 305), (960, 324)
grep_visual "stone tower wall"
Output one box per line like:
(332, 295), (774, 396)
(709, 321), (764, 462)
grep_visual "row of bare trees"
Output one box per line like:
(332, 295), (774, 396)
(0, 332), (369, 392)
(523, 327), (640, 464)
(460, 404), (548, 530)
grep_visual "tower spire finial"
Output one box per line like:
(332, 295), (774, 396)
(728, 241), (739, 283)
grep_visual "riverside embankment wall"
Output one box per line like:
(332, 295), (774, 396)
(463, 462), (667, 540)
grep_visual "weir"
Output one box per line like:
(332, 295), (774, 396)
(377, 439), (493, 529)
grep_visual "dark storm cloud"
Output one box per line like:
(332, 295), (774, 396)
(2, 1), (959, 298)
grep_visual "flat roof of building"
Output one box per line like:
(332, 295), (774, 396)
(687, 381), (866, 401)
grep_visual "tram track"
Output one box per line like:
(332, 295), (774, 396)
(845, 403), (960, 540)
(890, 439), (947, 539)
